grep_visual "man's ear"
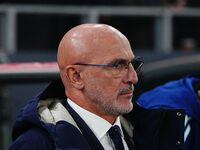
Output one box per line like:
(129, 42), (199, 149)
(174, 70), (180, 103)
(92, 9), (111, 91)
(65, 65), (84, 89)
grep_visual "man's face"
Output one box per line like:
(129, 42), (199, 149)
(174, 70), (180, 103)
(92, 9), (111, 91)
(82, 36), (138, 116)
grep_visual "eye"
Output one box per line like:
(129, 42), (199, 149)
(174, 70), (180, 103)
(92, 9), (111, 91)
(114, 59), (128, 70)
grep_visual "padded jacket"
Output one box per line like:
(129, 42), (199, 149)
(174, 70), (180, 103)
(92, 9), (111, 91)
(9, 79), (185, 150)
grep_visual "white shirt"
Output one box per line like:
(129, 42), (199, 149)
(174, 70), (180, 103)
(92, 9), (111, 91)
(68, 99), (129, 150)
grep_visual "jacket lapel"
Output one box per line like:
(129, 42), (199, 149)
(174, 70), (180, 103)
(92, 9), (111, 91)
(65, 101), (105, 150)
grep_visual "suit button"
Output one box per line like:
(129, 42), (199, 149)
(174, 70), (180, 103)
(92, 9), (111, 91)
(177, 112), (182, 116)
(176, 140), (181, 146)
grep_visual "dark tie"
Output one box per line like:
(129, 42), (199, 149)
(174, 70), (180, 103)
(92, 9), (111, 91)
(108, 125), (125, 150)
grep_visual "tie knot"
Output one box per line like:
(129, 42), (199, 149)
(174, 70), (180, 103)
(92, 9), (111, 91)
(109, 125), (121, 135)
(108, 125), (125, 150)
(108, 125), (123, 141)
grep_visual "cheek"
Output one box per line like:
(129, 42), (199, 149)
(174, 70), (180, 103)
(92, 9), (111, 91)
(100, 77), (122, 95)
(88, 70), (122, 96)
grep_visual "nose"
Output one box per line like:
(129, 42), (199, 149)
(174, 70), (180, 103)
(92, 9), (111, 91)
(122, 64), (138, 84)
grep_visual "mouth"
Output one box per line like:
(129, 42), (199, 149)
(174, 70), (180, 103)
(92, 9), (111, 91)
(119, 90), (133, 96)
(118, 84), (134, 97)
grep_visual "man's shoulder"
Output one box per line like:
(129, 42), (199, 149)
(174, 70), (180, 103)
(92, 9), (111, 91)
(9, 127), (54, 150)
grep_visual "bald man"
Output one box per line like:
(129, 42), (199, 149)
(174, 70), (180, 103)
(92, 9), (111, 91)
(9, 24), (185, 150)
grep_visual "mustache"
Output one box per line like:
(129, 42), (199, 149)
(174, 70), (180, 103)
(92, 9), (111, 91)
(118, 84), (134, 95)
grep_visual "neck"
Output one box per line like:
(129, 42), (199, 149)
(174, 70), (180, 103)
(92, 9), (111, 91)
(68, 96), (118, 124)
(78, 101), (118, 124)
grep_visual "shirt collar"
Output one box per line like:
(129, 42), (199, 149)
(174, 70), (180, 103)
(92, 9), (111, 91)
(67, 98), (124, 140)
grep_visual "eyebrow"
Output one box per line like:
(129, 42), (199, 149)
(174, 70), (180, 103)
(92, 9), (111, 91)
(109, 58), (133, 65)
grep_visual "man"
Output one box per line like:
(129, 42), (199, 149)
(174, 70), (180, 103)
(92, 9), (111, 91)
(9, 24), (184, 150)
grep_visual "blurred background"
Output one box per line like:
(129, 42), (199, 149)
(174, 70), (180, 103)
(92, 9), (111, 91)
(0, 0), (200, 149)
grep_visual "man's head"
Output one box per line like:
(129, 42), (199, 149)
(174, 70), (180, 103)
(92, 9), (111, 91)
(57, 24), (140, 123)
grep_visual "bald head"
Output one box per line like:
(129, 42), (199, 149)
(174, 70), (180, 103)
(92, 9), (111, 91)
(57, 24), (129, 70)
(57, 23), (133, 96)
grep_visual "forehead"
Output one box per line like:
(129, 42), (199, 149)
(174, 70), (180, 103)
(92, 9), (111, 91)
(102, 41), (134, 63)
(86, 26), (134, 63)
(109, 49), (134, 62)
(106, 33), (134, 61)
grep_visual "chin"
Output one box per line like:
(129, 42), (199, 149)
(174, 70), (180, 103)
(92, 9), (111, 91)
(117, 101), (133, 114)
(118, 96), (132, 104)
(105, 99), (133, 115)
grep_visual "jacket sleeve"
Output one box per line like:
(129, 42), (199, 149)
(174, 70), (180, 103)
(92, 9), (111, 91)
(8, 128), (54, 150)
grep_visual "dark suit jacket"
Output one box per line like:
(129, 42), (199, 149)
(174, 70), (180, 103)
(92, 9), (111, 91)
(9, 79), (185, 150)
